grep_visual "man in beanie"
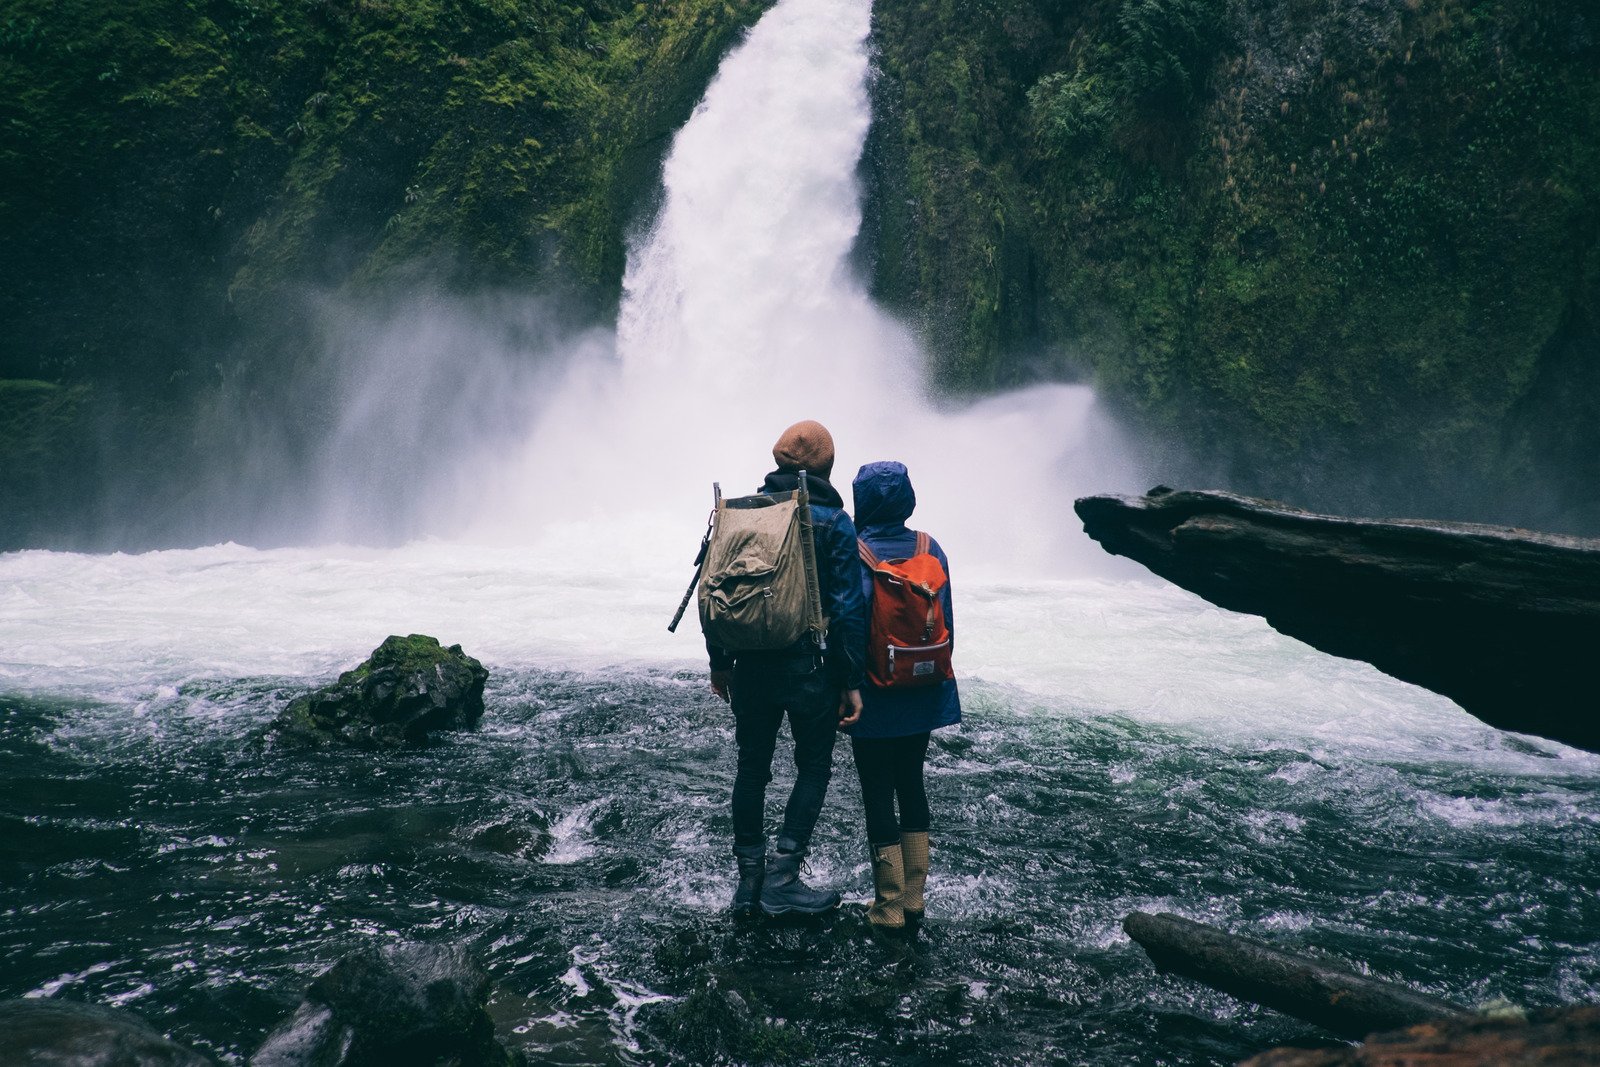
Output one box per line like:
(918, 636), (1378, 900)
(709, 420), (867, 916)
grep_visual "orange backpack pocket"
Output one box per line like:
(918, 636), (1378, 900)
(860, 532), (954, 689)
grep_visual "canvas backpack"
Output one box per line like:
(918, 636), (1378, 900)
(859, 531), (954, 688)
(694, 476), (828, 653)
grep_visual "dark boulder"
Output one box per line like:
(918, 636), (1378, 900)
(0, 998), (212, 1066)
(1074, 488), (1600, 754)
(251, 943), (523, 1067)
(273, 635), (489, 748)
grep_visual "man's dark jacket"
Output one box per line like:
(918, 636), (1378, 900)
(706, 469), (868, 690)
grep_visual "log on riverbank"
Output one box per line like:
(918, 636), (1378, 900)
(1074, 488), (1600, 753)
(1241, 1004), (1600, 1065)
(1123, 911), (1468, 1040)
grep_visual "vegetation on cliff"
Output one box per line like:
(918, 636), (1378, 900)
(3, 0), (1596, 543)
(862, 0), (1600, 528)
(0, 0), (765, 545)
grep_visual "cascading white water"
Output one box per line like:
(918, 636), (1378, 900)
(475, 0), (1138, 577)
(0, 0), (1586, 773)
(5, 7), (1598, 1059)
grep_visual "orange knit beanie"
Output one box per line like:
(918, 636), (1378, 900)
(772, 420), (835, 477)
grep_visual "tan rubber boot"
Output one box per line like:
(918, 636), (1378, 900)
(867, 843), (906, 929)
(900, 831), (929, 926)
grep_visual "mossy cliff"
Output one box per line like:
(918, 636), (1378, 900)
(0, 0), (766, 545)
(3, 0), (1597, 544)
(862, 0), (1600, 528)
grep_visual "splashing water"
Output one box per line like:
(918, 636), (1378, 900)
(472, 0), (1137, 577)
(3, 0), (1600, 1062)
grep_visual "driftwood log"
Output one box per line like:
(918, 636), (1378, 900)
(1241, 1004), (1600, 1065)
(1075, 488), (1600, 753)
(1123, 911), (1468, 1040)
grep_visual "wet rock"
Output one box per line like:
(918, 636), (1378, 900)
(1075, 488), (1600, 754)
(0, 998), (212, 1066)
(468, 816), (548, 860)
(251, 942), (523, 1067)
(648, 983), (809, 1064)
(1240, 1003), (1600, 1065)
(273, 635), (489, 748)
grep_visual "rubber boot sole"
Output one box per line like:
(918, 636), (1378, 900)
(758, 899), (839, 917)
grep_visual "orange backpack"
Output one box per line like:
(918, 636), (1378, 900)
(858, 531), (955, 689)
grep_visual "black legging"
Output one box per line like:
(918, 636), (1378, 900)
(851, 732), (931, 846)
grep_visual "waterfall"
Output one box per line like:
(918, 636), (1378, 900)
(476, 0), (1140, 577)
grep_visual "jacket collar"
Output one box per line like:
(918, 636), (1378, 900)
(859, 522), (912, 540)
(761, 469), (845, 509)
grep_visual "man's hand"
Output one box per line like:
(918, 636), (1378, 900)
(710, 670), (733, 704)
(837, 688), (863, 727)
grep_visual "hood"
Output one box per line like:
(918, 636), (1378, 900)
(852, 461), (916, 528)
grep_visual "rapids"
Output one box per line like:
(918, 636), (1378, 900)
(3, 0), (1599, 1060)
(4, 548), (1600, 1065)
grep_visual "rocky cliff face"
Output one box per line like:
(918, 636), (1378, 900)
(4, 0), (1596, 546)
(0, 0), (767, 547)
(862, 0), (1600, 531)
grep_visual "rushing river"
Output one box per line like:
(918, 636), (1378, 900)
(3, 547), (1599, 1064)
(4, 0), (1599, 1060)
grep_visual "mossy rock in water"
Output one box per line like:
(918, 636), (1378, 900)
(275, 635), (489, 749)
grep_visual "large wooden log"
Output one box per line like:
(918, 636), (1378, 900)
(1240, 1004), (1600, 1065)
(1074, 488), (1600, 753)
(1123, 911), (1468, 1040)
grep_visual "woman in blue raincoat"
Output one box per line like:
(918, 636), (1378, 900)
(847, 460), (961, 932)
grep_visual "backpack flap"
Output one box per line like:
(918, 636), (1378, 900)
(860, 531), (954, 688)
(698, 493), (813, 651)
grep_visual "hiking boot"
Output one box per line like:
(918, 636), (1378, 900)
(731, 842), (767, 916)
(758, 841), (840, 916)
(867, 842), (906, 930)
(900, 831), (929, 927)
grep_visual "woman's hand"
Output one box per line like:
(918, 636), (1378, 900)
(837, 688), (863, 727)
(710, 670), (733, 704)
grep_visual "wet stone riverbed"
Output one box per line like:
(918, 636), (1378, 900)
(4, 667), (1599, 1065)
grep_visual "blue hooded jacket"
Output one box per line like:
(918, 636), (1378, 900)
(846, 461), (962, 739)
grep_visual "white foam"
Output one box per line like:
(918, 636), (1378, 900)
(4, 0), (1594, 791)
(461, 0), (1144, 578)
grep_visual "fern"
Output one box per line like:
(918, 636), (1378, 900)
(1028, 70), (1116, 155)
(1115, 0), (1224, 101)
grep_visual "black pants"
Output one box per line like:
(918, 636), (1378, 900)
(851, 732), (931, 846)
(730, 656), (838, 851)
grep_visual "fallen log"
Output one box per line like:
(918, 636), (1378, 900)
(1240, 1004), (1600, 1065)
(1123, 911), (1469, 1040)
(1074, 488), (1600, 753)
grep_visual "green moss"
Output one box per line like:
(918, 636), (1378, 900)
(0, 0), (767, 545)
(0, 379), (93, 544)
(867, 0), (1600, 522)
(0, 0), (767, 378)
(337, 633), (468, 685)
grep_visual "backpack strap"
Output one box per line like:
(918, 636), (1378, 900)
(858, 538), (882, 568)
(914, 530), (930, 556)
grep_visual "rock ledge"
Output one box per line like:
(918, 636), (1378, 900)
(1075, 488), (1600, 753)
